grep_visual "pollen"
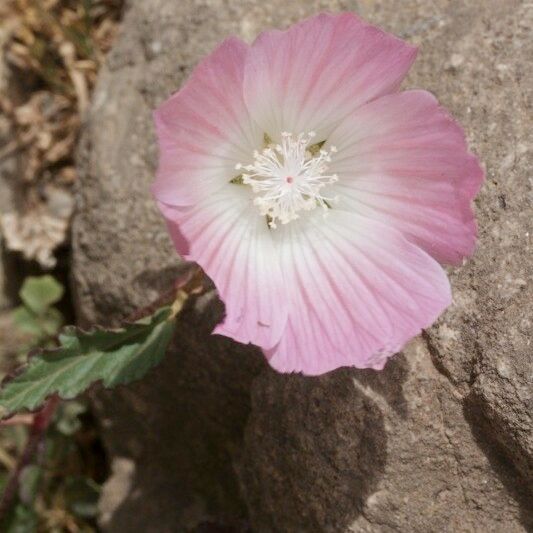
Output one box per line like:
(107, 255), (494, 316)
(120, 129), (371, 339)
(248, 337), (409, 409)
(236, 132), (339, 228)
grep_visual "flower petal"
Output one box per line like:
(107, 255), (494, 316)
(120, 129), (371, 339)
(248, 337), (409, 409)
(266, 210), (451, 375)
(158, 187), (288, 349)
(328, 90), (484, 264)
(152, 37), (262, 206)
(243, 12), (417, 140)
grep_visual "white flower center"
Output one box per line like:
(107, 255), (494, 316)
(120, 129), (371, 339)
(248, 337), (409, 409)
(236, 132), (339, 229)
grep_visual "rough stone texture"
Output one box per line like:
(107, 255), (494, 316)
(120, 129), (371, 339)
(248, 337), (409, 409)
(239, 342), (531, 532)
(72, 0), (532, 531)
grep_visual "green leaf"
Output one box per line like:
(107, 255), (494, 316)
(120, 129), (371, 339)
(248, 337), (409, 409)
(0, 307), (176, 418)
(40, 308), (64, 337)
(12, 307), (43, 337)
(12, 307), (63, 339)
(19, 276), (64, 315)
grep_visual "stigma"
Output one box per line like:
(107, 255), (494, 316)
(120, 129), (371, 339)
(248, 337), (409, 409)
(235, 132), (339, 229)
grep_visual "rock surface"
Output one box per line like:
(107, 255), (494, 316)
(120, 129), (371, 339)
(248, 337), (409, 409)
(72, 0), (532, 531)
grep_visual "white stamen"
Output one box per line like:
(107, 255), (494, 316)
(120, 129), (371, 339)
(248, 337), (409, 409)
(238, 132), (339, 228)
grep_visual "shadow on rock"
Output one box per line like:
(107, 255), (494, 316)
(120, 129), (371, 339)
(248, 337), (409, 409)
(355, 352), (410, 419)
(94, 297), (266, 532)
(463, 393), (533, 531)
(237, 367), (389, 532)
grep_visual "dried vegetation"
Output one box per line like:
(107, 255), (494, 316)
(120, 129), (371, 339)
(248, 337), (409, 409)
(0, 2), (123, 530)
(0, 0), (122, 267)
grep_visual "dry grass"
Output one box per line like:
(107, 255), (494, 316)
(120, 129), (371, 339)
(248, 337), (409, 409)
(0, 0), (122, 267)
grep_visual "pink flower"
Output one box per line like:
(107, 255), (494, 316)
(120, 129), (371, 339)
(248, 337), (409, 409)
(152, 13), (483, 375)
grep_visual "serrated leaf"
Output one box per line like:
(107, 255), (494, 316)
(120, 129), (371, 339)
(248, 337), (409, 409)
(19, 276), (64, 315)
(0, 307), (176, 418)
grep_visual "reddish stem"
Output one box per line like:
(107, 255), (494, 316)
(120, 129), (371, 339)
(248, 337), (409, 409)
(0, 396), (59, 521)
(0, 263), (206, 521)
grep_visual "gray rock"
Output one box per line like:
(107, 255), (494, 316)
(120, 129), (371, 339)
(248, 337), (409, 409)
(72, 0), (532, 531)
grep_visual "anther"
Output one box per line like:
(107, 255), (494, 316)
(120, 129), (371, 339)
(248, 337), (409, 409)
(236, 132), (339, 228)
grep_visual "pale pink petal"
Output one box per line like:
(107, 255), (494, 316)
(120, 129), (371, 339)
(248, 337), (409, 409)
(243, 12), (417, 140)
(158, 187), (288, 349)
(327, 90), (484, 265)
(152, 38), (262, 206)
(266, 210), (451, 375)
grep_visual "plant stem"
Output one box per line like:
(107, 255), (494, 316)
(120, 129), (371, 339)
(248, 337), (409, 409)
(126, 263), (203, 322)
(0, 262), (206, 521)
(0, 396), (59, 521)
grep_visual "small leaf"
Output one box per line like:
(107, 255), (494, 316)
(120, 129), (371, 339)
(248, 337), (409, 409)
(12, 307), (63, 339)
(19, 276), (64, 315)
(12, 307), (42, 337)
(0, 307), (176, 418)
(40, 308), (64, 337)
